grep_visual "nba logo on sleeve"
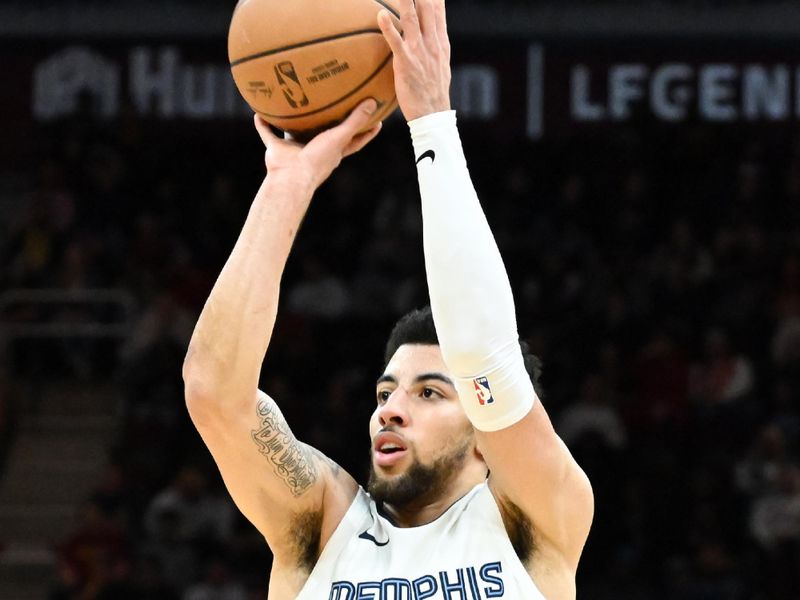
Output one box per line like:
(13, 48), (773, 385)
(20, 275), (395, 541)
(473, 377), (494, 405)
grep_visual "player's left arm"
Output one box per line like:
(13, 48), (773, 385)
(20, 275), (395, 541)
(379, 0), (593, 570)
(411, 112), (594, 570)
(479, 401), (594, 570)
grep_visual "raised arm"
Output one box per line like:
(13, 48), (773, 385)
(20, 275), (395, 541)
(182, 103), (380, 563)
(379, 0), (593, 574)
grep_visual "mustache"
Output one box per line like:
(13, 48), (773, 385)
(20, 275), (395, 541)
(374, 425), (404, 439)
(374, 425), (412, 446)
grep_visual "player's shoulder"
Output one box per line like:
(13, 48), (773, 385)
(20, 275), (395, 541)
(269, 446), (359, 570)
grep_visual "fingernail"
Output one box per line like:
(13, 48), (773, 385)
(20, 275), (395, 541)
(364, 99), (378, 114)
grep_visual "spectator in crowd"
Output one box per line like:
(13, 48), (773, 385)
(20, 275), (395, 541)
(141, 509), (200, 592)
(286, 255), (352, 319)
(144, 467), (234, 547)
(52, 499), (131, 600)
(183, 556), (248, 600)
(690, 328), (755, 409)
(749, 464), (800, 599)
(0, 363), (14, 472)
(558, 372), (627, 451)
(735, 424), (792, 498)
(689, 328), (756, 450)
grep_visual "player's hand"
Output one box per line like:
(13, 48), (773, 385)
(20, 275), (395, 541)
(254, 99), (382, 189)
(377, 0), (451, 122)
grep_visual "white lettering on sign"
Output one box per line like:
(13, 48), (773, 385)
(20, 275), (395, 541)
(650, 63), (693, 122)
(130, 46), (178, 117)
(451, 65), (499, 120)
(32, 45), (250, 121)
(570, 62), (800, 125)
(130, 47), (249, 119)
(571, 65), (605, 121)
(609, 64), (648, 120)
(33, 46), (120, 121)
(527, 44), (545, 140)
(700, 64), (738, 121)
(742, 65), (790, 120)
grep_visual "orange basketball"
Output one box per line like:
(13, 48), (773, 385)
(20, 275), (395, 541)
(228, 0), (400, 142)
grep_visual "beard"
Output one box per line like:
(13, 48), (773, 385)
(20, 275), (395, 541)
(367, 436), (472, 510)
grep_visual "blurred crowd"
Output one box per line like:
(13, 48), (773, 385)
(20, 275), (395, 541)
(1, 96), (799, 599)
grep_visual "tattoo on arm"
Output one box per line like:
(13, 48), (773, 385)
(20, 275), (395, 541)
(251, 398), (319, 497)
(309, 447), (342, 478)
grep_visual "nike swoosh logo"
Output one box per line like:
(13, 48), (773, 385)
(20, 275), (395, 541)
(415, 149), (436, 165)
(358, 531), (390, 547)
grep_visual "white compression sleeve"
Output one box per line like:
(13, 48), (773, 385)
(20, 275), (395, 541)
(409, 110), (536, 432)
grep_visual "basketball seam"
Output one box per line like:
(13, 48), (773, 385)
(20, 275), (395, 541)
(230, 29), (383, 67)
(371, 0), (400, 19)
(374, 95), (397, 119)
(256, 53), (393, 120)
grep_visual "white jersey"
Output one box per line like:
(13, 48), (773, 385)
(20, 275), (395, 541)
(296, 482), (546, 600)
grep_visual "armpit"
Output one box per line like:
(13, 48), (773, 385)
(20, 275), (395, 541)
(290, 508), (323, 573)
(497, 495), (536, 564)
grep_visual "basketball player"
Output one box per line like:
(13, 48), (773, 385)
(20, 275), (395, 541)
(183, 0), (593, 597)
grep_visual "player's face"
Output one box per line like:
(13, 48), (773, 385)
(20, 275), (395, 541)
(367, 344), (475, 506)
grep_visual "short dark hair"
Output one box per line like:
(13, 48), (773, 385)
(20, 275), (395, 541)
(384, 306), (543, 396)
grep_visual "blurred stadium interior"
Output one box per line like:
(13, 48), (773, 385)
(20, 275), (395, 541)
(1, 0), (799, 598)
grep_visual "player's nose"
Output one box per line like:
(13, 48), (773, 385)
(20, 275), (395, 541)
(378, 388), (410, 427)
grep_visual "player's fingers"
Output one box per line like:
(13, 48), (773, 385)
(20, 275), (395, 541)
(344, 98), (378, 130)
(416, 0), (437, 44)
(378, 10), (404, 56)
(254, 114), (279, 147)
(343, 122), (383, 158)
(434, 0), (450, 57)
(324, 99), (378, 147)
(397, 0), (420, 44)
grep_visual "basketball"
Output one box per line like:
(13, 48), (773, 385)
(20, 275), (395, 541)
(228, 0), (400, 142)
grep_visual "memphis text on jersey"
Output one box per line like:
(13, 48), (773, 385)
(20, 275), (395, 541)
(326, 561), (505, 599)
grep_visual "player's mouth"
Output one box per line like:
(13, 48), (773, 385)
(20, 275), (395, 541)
(373, 431), (409, 467)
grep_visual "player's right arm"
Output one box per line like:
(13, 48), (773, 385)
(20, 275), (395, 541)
(182, 102), (381, 564)
(379, 0), (592, 590)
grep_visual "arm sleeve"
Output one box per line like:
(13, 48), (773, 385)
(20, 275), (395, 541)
(409, 110), (536, 432)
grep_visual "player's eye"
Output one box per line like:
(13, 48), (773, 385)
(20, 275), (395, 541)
(422, 387), (438, 399)
(377, 389), (391, 404)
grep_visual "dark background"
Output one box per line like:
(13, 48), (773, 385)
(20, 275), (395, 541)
(0, 1), (799, 599)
